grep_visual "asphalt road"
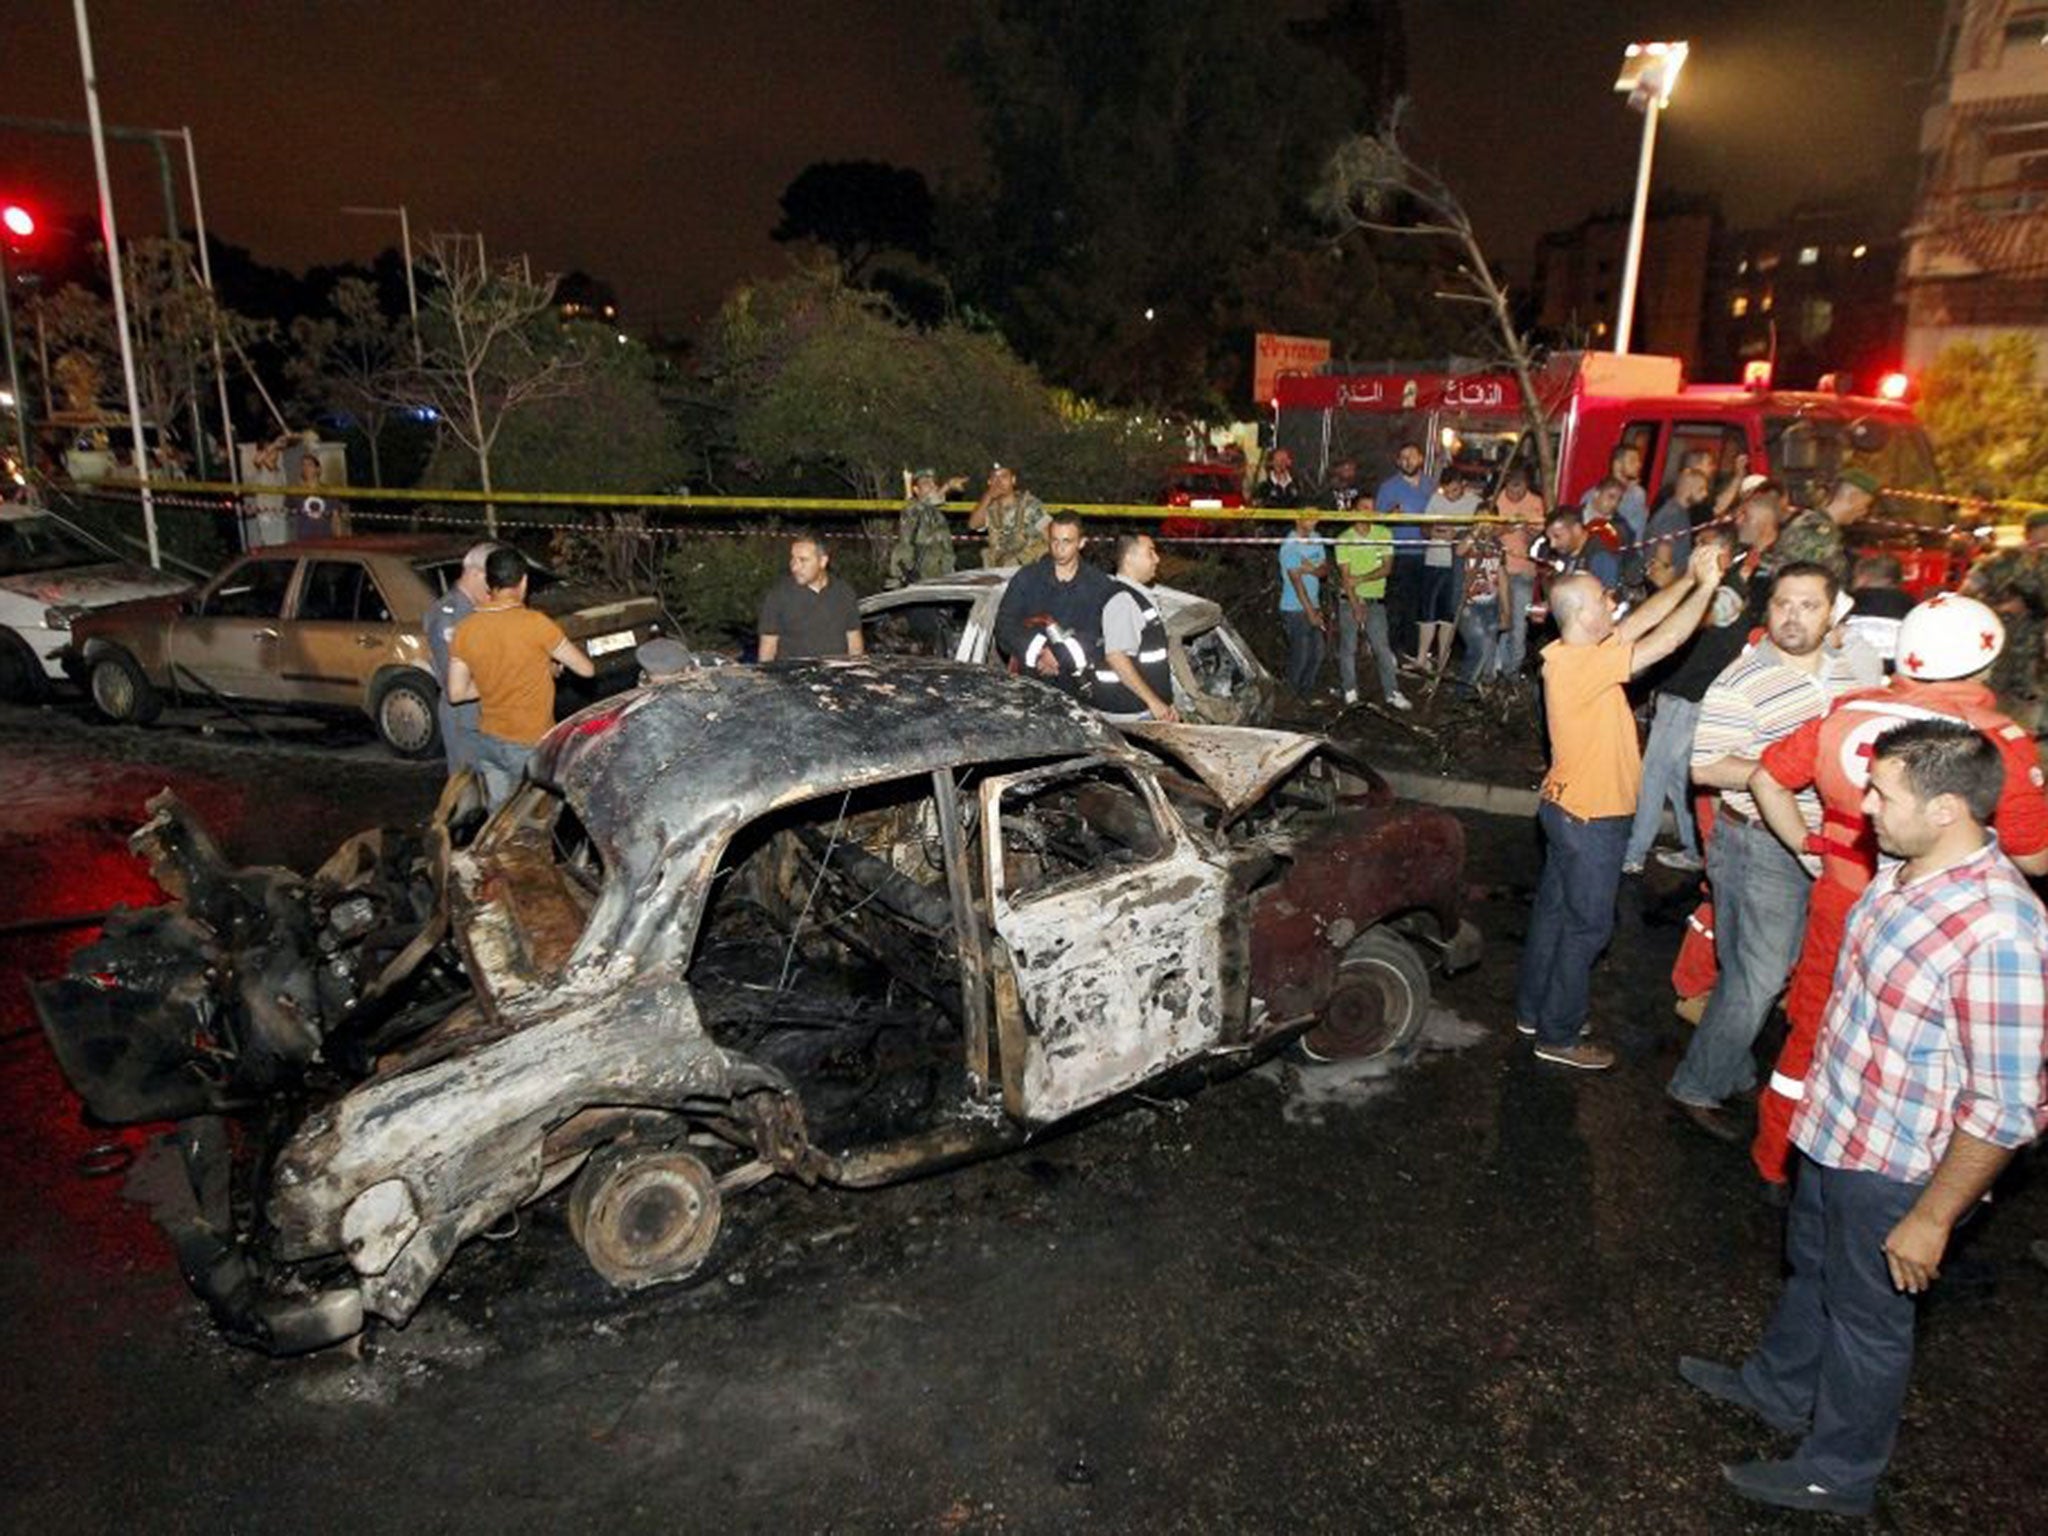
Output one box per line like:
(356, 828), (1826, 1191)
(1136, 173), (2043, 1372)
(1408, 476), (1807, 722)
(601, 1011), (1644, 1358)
(0, 698), (2042, 1533)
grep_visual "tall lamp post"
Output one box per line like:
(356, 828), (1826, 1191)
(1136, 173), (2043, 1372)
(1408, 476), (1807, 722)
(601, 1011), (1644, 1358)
(1612, 40), (1688, 356)
(340, 203), (423, 364)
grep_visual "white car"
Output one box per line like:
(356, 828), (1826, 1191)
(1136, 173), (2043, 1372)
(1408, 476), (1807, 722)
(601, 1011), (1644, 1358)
(0, 503), (193, 700)
(860, 568), (1277, 726)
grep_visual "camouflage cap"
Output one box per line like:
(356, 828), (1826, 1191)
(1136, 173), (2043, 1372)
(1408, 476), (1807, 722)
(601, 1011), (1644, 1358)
(1837, 468), (1881, 497)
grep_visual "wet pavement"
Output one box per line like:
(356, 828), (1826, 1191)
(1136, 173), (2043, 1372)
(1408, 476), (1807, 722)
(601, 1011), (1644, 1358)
(0, 697), (2043, 1533)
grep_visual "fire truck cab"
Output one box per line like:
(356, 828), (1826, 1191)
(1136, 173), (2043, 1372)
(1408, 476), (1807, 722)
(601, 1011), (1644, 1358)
(1272, 352), (1953, 589)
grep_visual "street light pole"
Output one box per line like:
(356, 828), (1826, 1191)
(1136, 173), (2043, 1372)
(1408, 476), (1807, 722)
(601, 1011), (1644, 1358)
(341, 203), (423, 364)
(72, 0), (159, 567)
(1611, 40), (1688, 357)
(163, 125), (238, 485)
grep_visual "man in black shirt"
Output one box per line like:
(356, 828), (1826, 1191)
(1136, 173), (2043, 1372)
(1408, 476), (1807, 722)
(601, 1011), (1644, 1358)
(758, 532), (864, 660)
(994, 510), (1114, 701)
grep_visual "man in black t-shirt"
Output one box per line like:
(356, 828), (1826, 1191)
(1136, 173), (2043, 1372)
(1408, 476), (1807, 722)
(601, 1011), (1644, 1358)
(758, 532), (864, 660)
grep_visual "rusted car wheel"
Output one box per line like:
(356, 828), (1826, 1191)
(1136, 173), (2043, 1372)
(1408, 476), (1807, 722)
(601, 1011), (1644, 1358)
(569, 1143), (723, 1291)
(1300, 927), (1431, 1062)
(89, 649), (163, 725)
(373, 672), (441, 760)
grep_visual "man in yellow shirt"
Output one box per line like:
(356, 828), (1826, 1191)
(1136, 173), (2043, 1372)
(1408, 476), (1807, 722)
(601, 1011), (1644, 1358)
(1514, 542), (1728, 1069)
(447, 547), (594, 807)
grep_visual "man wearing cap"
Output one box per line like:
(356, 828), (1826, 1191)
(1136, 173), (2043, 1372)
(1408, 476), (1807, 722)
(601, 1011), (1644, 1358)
(969, 463), (1050, 569)
(426, 541), (497, 776)
(1744, 593), (2048, 1187)
(889, 468), (968, 586)
(635, 636), (697, 684)
(1776, 470), (1879, 586)
(760, 532), (864, 660)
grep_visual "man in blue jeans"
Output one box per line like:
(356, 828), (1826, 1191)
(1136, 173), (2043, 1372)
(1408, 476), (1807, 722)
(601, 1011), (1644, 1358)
(1667, 563), (1881, 1140)
(1515, 542), (1729, 1069)
(1679, 720), (2048, 1516)
(1276, 512), (1328, 700)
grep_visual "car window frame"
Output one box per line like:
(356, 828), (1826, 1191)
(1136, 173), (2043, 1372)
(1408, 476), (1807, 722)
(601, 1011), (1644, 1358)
(197, 556), (299, 621)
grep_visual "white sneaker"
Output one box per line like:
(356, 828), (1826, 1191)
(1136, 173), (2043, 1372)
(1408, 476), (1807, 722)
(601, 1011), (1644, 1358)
(1342, 689), (1359, 705)
(1387, 691), (1413, 711)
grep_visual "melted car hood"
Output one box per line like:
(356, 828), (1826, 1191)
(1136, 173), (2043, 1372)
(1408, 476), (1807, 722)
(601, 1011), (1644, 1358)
(1120, 723), (1334, 815)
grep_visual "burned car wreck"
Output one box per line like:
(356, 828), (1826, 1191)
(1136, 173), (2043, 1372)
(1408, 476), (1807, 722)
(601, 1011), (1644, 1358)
(37, 661), (1478, 1353)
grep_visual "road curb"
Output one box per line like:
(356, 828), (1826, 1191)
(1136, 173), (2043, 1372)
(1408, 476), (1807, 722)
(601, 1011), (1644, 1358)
(1380, 768), (1540, 818)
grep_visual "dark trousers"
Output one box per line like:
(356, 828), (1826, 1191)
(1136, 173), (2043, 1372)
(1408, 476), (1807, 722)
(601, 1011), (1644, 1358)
(1739, 1155), (1921, 1498)
(1281, 610), (1324, 698)
(1386, 555), (1423, 662)
(1513, 800), (1630, 1044)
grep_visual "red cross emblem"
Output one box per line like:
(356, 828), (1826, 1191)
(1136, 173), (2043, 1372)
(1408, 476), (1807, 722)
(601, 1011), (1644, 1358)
(1905, 653), (1923, 672)
(1981, 630), (1997, 651)
(1926, 594), (1947, 608)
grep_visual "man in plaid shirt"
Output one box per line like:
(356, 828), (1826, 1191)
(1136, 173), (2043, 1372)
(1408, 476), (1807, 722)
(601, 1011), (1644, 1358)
(1679, 720), (2048, 1516)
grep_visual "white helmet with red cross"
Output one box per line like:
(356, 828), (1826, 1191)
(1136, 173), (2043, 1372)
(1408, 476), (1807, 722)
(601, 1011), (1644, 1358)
(1895, 593), (2004, 681)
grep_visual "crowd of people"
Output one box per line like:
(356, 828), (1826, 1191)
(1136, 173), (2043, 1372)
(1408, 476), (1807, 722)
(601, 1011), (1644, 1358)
(427, 446), (2046, 1517)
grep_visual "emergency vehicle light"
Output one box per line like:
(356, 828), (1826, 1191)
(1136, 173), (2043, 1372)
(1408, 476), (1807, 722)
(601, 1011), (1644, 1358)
(1741, 360), (1773, 392)
(1877, 371), (1911, 402)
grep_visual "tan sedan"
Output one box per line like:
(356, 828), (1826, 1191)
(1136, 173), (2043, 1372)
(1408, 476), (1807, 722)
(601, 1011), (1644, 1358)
(64, 536), (668, 757)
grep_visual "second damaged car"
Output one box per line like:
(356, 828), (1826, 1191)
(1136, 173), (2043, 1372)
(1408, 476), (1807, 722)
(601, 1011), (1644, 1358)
(37, 661), (1478, 1353)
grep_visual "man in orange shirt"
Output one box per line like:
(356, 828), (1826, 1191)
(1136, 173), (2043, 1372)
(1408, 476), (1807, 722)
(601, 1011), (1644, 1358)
(447, 547), (595, 807)
(1515, 542), (1729, 1069)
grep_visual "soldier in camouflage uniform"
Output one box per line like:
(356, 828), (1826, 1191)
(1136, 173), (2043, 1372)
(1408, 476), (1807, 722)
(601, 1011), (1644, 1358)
(1772, 468), (1878, 587)
(888, 467), (968, 586)
(1963, 532), (2048, 731)
(969, 463), (1051, 569)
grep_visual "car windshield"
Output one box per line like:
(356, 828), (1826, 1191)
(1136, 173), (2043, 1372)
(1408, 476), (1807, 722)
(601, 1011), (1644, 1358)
(1765, 412), (1941, 514)
(0, 514), (112, 577)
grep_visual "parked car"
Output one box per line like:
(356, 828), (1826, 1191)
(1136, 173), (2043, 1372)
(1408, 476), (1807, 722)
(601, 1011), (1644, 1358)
(0, 502), (192, 701)
(61, 535), (668, 757)
(36, 660), (1478, 1353)
(1160, 460), (1247, 540)
(861, 568), (1277, 726)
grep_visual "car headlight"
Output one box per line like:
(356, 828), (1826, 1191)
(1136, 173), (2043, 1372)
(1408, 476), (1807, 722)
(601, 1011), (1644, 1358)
(44, 604), (90, 632)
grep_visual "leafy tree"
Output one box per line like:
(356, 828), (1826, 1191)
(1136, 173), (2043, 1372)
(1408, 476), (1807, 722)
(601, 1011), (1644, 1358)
(1312, 104), (1557, 492)
(702, 266), (1173, 506)
(945, 0), (1393, 411)
(1916, 335), (2048, 503)
(405, 234), (585, 530)
(29, 237), (272, 468)
(772, 161), (936, 281)
(287, 276), (411, 486)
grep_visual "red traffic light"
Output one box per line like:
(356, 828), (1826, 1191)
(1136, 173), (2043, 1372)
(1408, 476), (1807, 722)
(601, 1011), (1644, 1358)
(1, 205), (34, 240)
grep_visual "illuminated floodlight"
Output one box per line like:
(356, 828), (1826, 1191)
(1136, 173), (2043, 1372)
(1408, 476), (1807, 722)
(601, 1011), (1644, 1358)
(1615, 41), (1689, 111)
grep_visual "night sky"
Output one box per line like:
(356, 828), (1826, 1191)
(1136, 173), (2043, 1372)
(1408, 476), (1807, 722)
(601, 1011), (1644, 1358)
(3, 0), (1946, 334)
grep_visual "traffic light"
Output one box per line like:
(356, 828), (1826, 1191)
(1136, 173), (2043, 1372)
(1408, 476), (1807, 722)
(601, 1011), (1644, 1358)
(1, 204), (34, 242)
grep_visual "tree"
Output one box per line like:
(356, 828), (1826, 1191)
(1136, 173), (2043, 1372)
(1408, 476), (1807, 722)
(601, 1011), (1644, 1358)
(701, 266), (1169, 504)
(1916, 335), (2048, 504)
(945, 0), (1395, 411)
(772, 161), (936, 282)
(30, 237), (271, 469)
(287, 276), (411, 486)
(1311, 104), (1556, 493)
(405, 234), (585, 531)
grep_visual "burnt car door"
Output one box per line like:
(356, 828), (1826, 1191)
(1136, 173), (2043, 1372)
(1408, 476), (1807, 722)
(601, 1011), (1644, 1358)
(167, 555), (300, 700)
(978, 757), (1231, 1124)
(280, 557), (399, 706)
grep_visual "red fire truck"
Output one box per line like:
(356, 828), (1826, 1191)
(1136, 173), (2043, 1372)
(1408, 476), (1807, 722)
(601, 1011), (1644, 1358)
(1272, 353), (1957, 590)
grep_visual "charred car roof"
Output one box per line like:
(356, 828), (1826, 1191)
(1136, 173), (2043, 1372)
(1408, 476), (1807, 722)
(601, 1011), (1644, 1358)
(516, 660), (1125, 974)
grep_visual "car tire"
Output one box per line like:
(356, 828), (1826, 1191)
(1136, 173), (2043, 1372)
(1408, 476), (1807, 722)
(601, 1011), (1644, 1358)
(88, 648), (163, 726)
(372, 671), (441, 760)
(0, 630), (45, 703)
(569, 1142), (723, 1292)
(1299, 926), (1431, 1063)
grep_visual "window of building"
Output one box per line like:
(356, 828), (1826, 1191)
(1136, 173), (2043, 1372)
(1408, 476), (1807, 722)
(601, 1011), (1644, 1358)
(1756, 251), (1781, 272)
(1852, 244), (1869, 259)
(2002, 11), (2048, 49)
(1730, 295), (1750, 317)
(1797, 246), (1820, 266)
(1799, 297), (1835, 345)
(1761, 291), (1775, 314)
(1736, 257), (1750, 276)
